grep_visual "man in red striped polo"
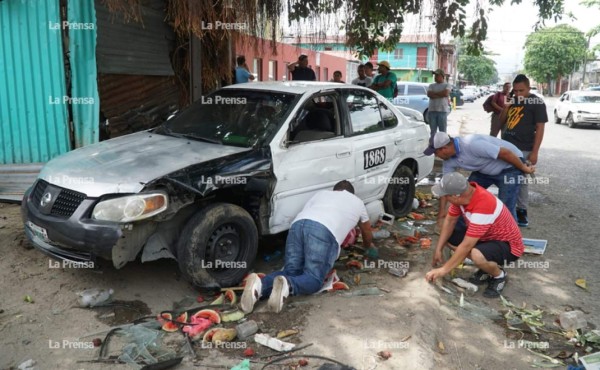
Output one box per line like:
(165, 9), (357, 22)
(425, 172), (524, 298)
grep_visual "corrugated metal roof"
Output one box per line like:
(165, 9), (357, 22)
(98, 74), (180, 138)
(69, 0), (100, 148)
(0, 0), (71, 164)
(95, 0), (175, 76)
(0, 163), (42, 202)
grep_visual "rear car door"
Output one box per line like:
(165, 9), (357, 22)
(342, 89), (399, 202)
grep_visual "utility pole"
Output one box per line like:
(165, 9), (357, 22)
(581, 34), (591, 90)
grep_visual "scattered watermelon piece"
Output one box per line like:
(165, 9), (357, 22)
(192, 309), (221, 324)
(182, 316), (213, 339)
(243, 348), (255, 357)
(332, 282), (350, 291)
(346, 260), (363, 270)
(224, 289), (238, 305)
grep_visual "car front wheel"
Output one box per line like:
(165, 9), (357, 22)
(566, 113), (578, 129)
(177, 203), (258, 288)
(383, 165), (415, 217)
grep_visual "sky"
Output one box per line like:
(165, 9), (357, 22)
(480, 0), (600, 80)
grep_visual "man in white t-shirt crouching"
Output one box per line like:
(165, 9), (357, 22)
(241, 180), (375, 313)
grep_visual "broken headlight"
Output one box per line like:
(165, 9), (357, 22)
(92, 192), (168, 222)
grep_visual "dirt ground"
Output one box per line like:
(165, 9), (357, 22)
(1, 172), (596, 370)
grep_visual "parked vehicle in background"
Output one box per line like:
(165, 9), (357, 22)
(392, 82), (431, 120)
(449, 85), (464, 107)
(461, 88), (477, 102)
(530, 86), (542, 96)
(21, 81), (434, 288)
(554, 90), (600, 128)
(587, 85), (600, 91)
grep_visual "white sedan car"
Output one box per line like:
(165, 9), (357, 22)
(22, 82), (434, 288)
(554, 90), (600, 128)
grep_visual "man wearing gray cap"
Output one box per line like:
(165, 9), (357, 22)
(424, 131), (535, 221)
(426, 69), (451, 135)
(425, 172), (524, 298)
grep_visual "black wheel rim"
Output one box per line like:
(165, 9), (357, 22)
(206, 224), (241, 271)
(392, 182), (410, 210)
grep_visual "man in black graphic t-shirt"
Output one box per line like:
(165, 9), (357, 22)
(288, 54), (316, 81)
(499, 74), (547, 227)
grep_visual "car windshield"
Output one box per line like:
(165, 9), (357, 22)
(158, 89), (299, 147)
(572, 95), (600, 103)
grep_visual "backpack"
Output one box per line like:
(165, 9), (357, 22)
(483, 94), (495, 112)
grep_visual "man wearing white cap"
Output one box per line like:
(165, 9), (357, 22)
(425, 172), (524, 298)
(424, 131), (535, 221)
(427, 69), (451, 135)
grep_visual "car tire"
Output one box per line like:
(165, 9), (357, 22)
(383, 165), (415, 218)
(423, 109), (429, 124)
(554, 111), (561, 124)
(566, 113), (577, 129)
(177, 203), (258, 288)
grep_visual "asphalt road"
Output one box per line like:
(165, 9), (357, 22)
(448, 96), (600, 322)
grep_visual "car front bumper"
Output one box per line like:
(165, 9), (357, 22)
(21, 181), (122, 263)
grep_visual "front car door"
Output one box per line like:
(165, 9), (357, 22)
(268, 91), (355, 234)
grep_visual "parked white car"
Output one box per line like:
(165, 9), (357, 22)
(22, 82), (434, 288)
(554, 90), (600, 128)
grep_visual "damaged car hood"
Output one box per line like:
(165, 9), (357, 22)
(39, 131), (251, 197)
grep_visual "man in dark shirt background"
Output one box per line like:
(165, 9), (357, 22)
(288, 54), (316, 81)
(499, 74), (547, 227)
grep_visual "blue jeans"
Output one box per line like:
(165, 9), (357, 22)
(427, 111), (448, 135)
(468, 167), (522, 221)
(261, 219), (338, 297)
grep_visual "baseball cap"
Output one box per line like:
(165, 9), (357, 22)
(433, 68), (445, 75)
(423, 132), (452, 156)
(377, 61), (391, 69)
(431, 172), (469, 197)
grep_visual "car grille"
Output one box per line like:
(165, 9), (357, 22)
(32, 180), (87, 218)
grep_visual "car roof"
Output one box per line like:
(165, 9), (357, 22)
(221, 81), (373, 94)
(396, 81), (429, 86)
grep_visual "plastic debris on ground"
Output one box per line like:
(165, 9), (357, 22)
(77, 288), (114, 307)
(230, 359), (251, 370)
(116, 325), (178, 369)
(17, 359), (36, 370)
(254, 333), (295, 352)
(450, 278), (479, 295)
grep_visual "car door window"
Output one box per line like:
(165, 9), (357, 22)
(290, 94), (340, 143)
(397, 84), (407, 96)
(407, 85), (425, 95)
(345, 90), (384, 135)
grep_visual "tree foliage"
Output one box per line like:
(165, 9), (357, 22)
(523, 24), (587, 83)
(457, 55), (498, 85)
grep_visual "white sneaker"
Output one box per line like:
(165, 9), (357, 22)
(267, 276), (289, 313)
(240, 273), (262, 313)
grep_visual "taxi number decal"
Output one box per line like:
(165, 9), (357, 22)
(364, 147), (386, 169)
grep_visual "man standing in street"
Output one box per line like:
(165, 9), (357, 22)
(241, 181), (376, 314)
(499, 74), (547, 227)
(423, 131), (535, 222)
(234, 55), (255, 84)
(287, 54), (316, 81)
(371, 61), (396, 100)
(351, 64), (372, 87)
(425, 172), (524, 298)
(427, 69), (451, 135)
(490, 82), (510, 137)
